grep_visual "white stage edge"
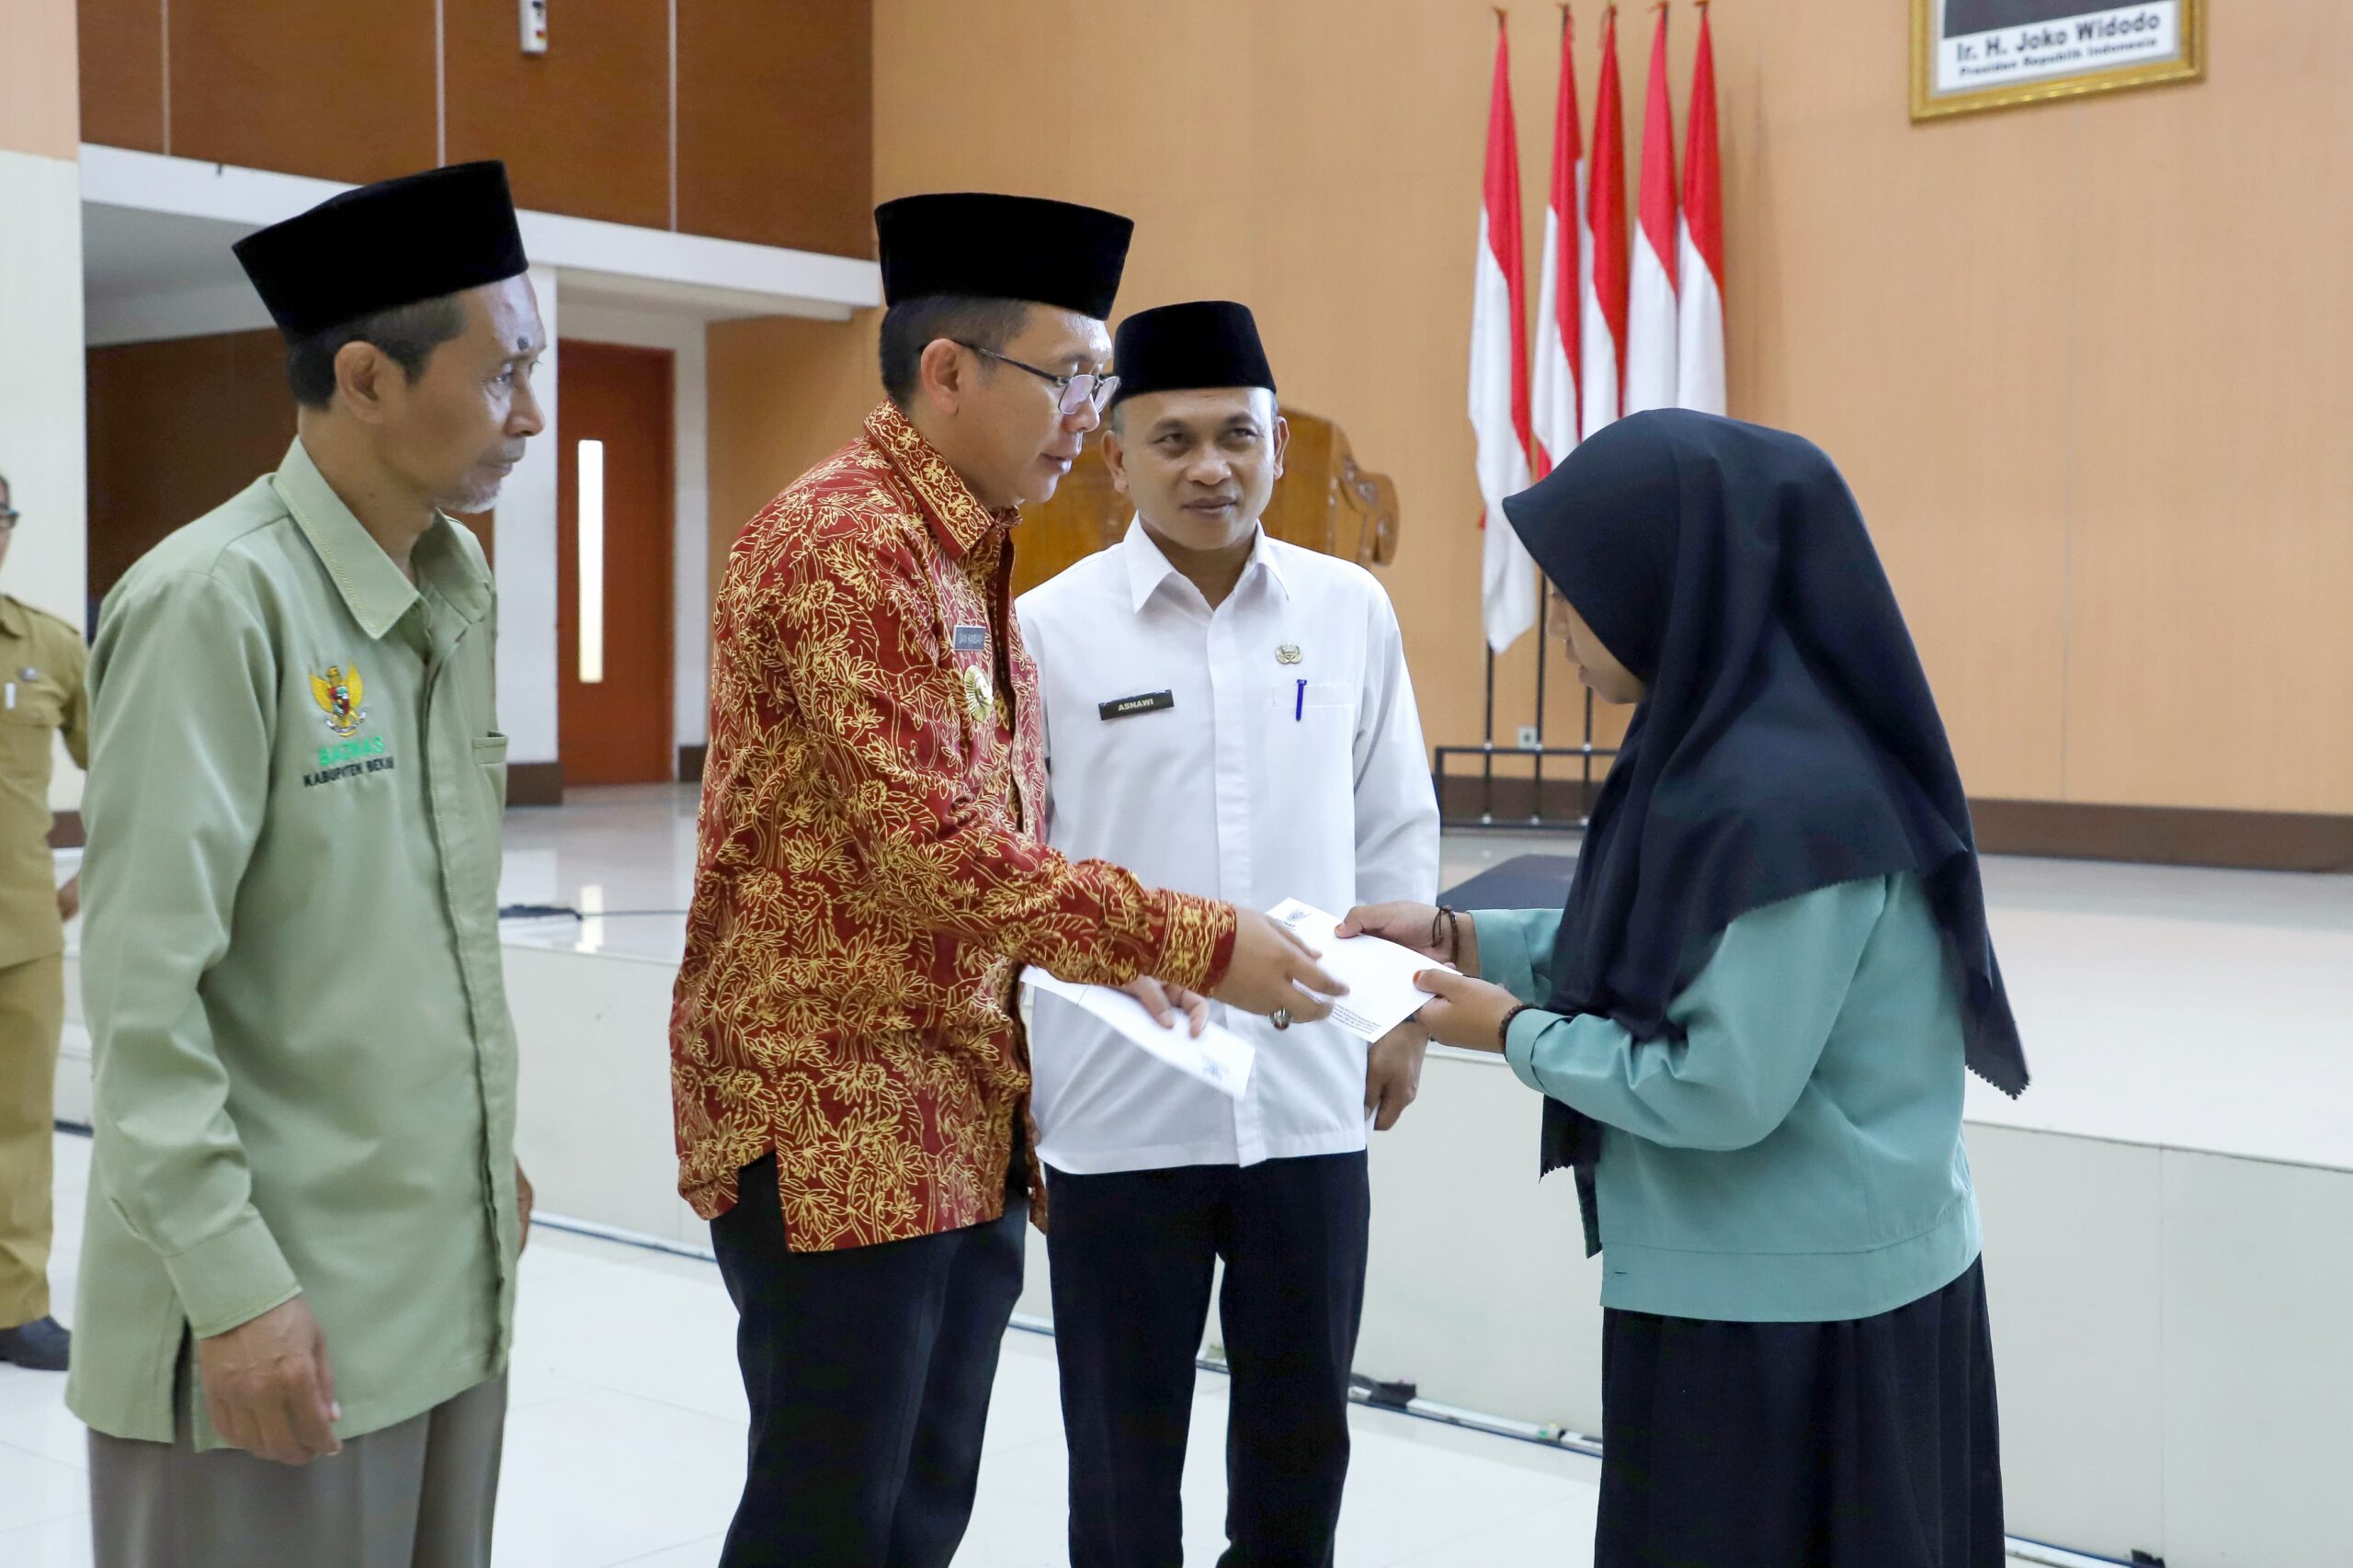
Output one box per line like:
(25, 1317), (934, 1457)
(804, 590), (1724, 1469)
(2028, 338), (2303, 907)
(57, 857), (2353, 1568)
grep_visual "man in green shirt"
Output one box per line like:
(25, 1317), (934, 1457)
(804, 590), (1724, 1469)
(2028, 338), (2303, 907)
(68, 162), (544, 1568)
(0, 467), (89, 1373)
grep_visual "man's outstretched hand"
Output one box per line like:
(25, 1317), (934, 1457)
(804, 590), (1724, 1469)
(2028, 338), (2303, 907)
(1123, 975), (1211, 1038)
(1211, 909), (1347, 1022)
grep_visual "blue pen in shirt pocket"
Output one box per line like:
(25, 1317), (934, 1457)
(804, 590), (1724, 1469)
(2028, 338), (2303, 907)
(1295, 678), (1305, 722)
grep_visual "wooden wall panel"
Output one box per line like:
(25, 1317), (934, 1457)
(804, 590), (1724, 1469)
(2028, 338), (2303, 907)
(75, 0), (163, 153)
(1711, 0), (2074, 802)
(85, 330), (296, 600)
(68, 0), (876, 257)
(705, 311), (881, 599)
(676, 0), (872, 256)
(843, 0), (1689, 801)
(701, 0), (2343, 817)
(2062, 5), (2353, 814)
(444, 0), (670, 230)
(86, 330), (495, 587)
(169, 0), (437, 186)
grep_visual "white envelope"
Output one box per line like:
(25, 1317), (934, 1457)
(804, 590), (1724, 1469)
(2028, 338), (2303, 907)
(1267, 897), (1449, 1043)
(1021, 970), (1257, 1098)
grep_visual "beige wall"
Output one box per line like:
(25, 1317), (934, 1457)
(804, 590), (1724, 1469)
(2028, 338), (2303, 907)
(0, 0), (78, 159)
(1, 0), (87, 813)
(707, 313), (886, 605)
(708, 0), (2353, 816)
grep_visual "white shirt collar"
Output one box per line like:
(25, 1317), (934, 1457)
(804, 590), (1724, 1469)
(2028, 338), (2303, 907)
(1120, 517), (1291, 613)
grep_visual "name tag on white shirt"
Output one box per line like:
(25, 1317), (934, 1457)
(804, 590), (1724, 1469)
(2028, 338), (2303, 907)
(1022, 970), (1256, 1097)
(1267, 898), (1451, 1042)
(1097, 689), (1175, 722)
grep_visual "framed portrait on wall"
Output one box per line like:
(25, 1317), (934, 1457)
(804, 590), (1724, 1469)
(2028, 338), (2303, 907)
(1912, 0), (2204, 119)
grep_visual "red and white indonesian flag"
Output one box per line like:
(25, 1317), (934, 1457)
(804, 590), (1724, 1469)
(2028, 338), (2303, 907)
(1677, 2), (1725, 415)
(1529, 9), (1584, 480)
(1624, 4), (1678, 414)
(1470, 17), (1537, 653)
(1580, 7), (1629, 439)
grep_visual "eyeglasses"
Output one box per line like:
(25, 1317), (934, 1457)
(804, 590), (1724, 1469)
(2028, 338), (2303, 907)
(954, 343), (1120, 417)
(0, 506), (17, 530)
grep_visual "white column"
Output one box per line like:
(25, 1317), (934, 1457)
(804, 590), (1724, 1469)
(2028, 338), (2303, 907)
(671, 322), (710, 758)
(0, 146), (91, 811)
(496, 265), (562, 768)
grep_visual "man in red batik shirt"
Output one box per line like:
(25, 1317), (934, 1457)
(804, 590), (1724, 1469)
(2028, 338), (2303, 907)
(671, 192), (1342, 1568)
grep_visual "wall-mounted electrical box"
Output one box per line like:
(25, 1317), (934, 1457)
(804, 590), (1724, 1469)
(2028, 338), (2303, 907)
(520, 0), (549, 55)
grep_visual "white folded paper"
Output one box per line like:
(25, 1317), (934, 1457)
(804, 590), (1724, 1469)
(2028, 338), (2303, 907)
(1021, 971), (1256, 1098)
(1267, 897), (1449, 1043)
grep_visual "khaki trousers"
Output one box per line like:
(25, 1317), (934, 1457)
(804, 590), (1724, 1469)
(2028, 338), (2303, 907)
(88, 1356), (507, 1568)
(0, 949), (63, 1328)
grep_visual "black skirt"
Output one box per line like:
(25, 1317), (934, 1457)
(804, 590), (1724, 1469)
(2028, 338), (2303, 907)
(1595, 1258), (2005, 1568)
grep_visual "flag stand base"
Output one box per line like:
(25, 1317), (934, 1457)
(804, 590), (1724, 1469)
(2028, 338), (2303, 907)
(1438, 601), (1617, 834)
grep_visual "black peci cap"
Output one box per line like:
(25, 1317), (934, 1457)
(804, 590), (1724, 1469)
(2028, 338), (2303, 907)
(233, 161), (529, 339)
(874, 192), (1134, 321)
(1108, 300), (1276, 409)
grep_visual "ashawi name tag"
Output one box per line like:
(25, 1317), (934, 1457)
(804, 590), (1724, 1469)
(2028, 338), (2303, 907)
(952, 624), (988, 652)
(1097, 689), (1176, 722)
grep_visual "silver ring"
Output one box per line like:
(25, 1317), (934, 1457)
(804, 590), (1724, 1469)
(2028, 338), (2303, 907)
(1270, 1008), (1293, 1031)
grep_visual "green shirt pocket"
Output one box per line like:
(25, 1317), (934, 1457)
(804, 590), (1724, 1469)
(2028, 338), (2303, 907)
(473, 733), (510, 812)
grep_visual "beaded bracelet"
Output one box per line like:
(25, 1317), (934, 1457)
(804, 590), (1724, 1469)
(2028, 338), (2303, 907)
(1431, 904), (1463, 967)
(1497, 1003), (1534, 1052)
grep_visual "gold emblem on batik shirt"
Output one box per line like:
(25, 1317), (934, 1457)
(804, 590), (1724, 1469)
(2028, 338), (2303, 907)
(961, 665), (995, 723)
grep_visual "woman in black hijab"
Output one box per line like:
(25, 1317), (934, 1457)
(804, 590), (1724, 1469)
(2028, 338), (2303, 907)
(1345, 410), (2027, 1567)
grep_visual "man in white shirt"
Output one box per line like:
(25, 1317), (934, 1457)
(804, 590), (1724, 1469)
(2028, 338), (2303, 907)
(1016, 301), (1440, 1566)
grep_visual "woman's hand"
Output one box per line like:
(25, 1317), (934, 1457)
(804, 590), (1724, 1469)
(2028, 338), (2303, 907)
(1339, 902), (1473, 970)
(1412, 968), (1524, 1055)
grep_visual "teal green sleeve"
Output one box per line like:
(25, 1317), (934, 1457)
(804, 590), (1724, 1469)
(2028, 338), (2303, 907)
(1469, 908), (1565, 1005)
(1501, 879), (1889, 1152)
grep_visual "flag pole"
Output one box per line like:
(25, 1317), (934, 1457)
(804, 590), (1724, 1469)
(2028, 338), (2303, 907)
(1583, 687), (1597, 824)
(1482, 647), (1497, 823)
(1529, 0), (1566, 819)
(1489, 3), (1504, 826)
(1531, 593), (1548, 824)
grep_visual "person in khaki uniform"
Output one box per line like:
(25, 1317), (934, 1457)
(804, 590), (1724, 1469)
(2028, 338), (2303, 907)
(67, 163), (543, 1568)
(0, 469), (89, 1374)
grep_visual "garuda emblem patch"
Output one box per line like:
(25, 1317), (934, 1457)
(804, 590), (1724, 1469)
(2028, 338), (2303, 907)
(310, 664), (368, 738)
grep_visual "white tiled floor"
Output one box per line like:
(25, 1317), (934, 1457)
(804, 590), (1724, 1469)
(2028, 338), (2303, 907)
(494, 787), (2353, 1171)
(30, 790), (2340, 1563)
(488, 784), (1587, 967)
(0, 1131), (1608, 1567)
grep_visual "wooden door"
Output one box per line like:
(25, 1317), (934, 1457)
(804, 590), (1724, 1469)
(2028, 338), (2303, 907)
(556, 341), (675, 786)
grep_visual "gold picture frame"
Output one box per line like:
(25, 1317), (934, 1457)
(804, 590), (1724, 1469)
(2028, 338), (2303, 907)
(1912, 0), (2204, 120)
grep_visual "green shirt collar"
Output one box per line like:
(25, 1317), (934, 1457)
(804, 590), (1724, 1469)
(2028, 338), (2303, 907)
(272, 437), (492, 640)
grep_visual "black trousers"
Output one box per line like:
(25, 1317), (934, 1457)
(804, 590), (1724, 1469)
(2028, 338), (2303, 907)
(1044, 1152), (1371, 1568)
(710, 1151), (1027, 1568)
(1596, 1258), (2006, 1568)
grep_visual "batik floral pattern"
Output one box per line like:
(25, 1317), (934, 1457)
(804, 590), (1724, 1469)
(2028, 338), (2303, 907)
(671, 403), (1235, 1246)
